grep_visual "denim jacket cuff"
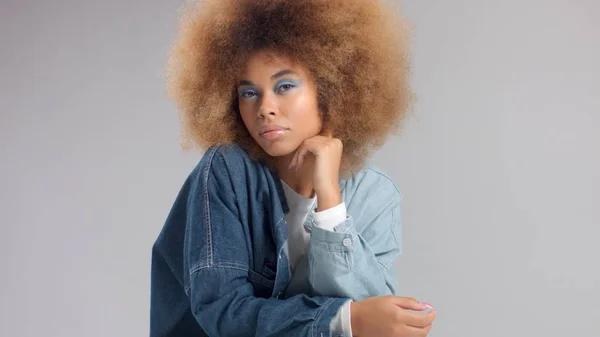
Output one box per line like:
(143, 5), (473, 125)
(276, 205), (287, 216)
(310, 216), (357, 252)
(313, 297), (352, 337)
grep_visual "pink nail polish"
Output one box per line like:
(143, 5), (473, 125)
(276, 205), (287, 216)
(419, 302), (433, 308)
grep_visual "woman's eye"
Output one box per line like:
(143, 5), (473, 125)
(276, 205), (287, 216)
(240, 91), (257, 99)
(278, 83), (295, 93)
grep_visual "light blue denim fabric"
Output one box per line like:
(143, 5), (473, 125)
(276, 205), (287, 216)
(150, 144), (403, 336)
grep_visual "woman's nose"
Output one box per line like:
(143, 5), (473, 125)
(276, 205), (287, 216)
(258, 93), (278, 118)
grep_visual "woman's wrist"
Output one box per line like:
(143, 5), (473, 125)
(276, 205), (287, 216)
(350, 301), (363, 337)
(315, 186), (342, 211)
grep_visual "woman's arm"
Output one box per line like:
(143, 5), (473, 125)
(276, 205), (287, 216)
(307, 170), (402, 301)
(288, 133), (402, 301)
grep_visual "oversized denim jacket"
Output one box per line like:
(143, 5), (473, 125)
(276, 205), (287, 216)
(150, 144), (403, 337)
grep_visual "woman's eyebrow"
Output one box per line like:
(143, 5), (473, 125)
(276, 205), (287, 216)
(271, 69), (297, 80)
(238, 80), (254, 87)
(238, 69), (299, 87)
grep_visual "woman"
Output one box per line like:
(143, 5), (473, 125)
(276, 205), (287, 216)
(150, 0), (436, 336)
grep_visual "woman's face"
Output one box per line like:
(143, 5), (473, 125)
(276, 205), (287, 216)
(236, 50), (322, 157)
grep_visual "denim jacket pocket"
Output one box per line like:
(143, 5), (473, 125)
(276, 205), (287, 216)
(261, 260), (277, 280)
(247, 268), (275, 298)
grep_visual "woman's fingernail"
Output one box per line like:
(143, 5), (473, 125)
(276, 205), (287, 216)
(419, 302), (433, 308)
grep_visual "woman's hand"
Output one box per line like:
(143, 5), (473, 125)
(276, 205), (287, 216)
(351, 296), (436, 337)
(288, 130), (343, 211)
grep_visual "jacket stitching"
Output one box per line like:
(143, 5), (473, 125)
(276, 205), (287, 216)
(366, 167), (402, 198)
(204, 145), (220, 268)
(184, 263), (250, 294)
(373, 202), (401, 271)
(311, 298), (332, 337)
(190, 262), (249, 275)
(389, 201), (402, 251)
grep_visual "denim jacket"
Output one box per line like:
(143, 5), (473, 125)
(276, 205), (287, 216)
(150, 144), (403, 337)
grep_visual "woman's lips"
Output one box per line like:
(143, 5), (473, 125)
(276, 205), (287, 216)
(260, 129), (288, 139)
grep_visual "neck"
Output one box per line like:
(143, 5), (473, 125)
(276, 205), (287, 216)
(274, 154), (315, 198)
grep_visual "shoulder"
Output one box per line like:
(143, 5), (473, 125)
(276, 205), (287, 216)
(198, 143), (253, 167)
(342, 166), (403, 248)
(342, 165), (403, 203)
(190, 144), (261, 179)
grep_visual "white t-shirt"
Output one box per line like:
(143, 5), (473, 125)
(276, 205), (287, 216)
(280, 180), (353, 337)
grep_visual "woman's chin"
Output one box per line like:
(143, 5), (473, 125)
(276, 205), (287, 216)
(260, 142), (297, 158)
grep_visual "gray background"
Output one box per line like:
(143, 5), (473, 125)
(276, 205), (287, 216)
(1, 0), (598, 336)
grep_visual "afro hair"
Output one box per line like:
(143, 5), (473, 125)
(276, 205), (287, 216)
(165, 0), (413, 174)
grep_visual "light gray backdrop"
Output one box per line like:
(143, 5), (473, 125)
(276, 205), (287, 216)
(1, 0), (598, 336)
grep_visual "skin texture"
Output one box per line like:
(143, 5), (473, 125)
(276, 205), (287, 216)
(236, 51), (322, 160)
(351, 297), (436, 337)
(236, 50), (341, 208)
(166, 0), (413, 176)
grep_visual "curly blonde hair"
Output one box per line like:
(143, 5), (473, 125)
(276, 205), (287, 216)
(165, 0), (413, 174)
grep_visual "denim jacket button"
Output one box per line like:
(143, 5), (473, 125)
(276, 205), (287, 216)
(342, 238), (352, 247)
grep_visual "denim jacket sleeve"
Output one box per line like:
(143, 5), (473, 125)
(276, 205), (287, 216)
(307, 169), (402, 300)
(183, 147), (348, 337)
